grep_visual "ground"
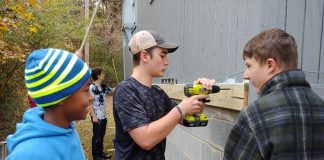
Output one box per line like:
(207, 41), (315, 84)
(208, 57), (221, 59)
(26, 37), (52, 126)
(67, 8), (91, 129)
(76, 95), (115, 160)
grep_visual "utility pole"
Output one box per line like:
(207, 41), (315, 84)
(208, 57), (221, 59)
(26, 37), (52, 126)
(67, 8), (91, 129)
(85, 0), (90, 64)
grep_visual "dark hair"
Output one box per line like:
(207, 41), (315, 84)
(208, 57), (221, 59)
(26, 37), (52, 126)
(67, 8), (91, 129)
(132, 46), (155, 66)
(91, 67), (103, 81)
(243, 28), (298, 69)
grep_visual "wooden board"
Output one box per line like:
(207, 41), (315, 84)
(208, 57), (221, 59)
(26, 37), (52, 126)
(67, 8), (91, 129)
(157, 83), (248, 111)
(0, 141), (8, 159)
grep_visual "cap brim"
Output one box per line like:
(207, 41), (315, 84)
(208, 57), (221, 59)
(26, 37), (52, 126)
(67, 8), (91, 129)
(157, 41), (179, 53)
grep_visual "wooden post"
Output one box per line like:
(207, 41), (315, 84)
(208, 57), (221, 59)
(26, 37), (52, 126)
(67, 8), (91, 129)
(112, 58), (119, 83)
(84, 0), (90, 64)
(0, 141), (8, 159)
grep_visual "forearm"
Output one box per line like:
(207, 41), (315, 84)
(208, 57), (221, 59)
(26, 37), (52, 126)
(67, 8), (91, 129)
(129, 107), (181, 150)
(89, 105), (95, 116)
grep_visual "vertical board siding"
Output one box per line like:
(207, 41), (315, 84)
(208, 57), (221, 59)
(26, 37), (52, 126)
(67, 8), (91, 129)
(319, 2), (324, 83)
(319, 74), (324, 84)
(261, 0), (287, 30)
(164, 0), (184, 83)
(122, 0), (324, 159)
(125, 0), (324, 85)
(301, 0), (324, 84)
(286, 0), (306, 69)
(122, 0), (136, 79)
(129, 0), (263, 84)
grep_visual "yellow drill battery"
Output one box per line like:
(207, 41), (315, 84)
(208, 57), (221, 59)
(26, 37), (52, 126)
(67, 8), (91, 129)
(183, 114), (208, 127)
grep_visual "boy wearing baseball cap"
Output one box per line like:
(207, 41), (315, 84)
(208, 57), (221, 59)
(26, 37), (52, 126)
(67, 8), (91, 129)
(113, 30), (215, 160)
(6, 48), (92, 159)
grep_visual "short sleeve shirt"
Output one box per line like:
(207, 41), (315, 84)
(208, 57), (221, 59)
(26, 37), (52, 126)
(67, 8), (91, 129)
(89, 83), (112, 119)
(113, 77), (177, 160)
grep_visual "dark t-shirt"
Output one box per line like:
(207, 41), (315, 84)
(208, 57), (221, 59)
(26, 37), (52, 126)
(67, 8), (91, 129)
(113, 77), (177, 160)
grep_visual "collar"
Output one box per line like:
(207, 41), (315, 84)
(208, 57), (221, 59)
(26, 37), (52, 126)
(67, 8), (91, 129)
(259, 70), (310, 96)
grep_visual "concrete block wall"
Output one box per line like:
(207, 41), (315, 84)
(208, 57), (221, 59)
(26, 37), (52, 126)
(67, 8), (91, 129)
(165, 105), (239, 160)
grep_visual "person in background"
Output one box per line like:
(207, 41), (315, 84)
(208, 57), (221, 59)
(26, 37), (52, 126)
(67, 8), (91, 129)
(27, 95), (37, 108)
(89, 67), (113, 160)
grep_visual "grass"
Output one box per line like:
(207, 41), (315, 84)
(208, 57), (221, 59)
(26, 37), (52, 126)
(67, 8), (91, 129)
(76, 96), (115, 160)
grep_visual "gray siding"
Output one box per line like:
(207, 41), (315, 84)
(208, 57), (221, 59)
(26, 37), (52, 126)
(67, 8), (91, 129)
(122, 0), (136, 78)
(124, 0), (263, 83)
(122, 0), (324, 159)
(123, 0), (324, 86)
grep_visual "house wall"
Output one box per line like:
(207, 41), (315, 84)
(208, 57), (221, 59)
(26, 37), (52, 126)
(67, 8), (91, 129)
(122, 0), (324, 159)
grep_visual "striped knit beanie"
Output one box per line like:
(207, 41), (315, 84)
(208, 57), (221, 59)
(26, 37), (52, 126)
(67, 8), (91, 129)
(25, 48), (91, 107)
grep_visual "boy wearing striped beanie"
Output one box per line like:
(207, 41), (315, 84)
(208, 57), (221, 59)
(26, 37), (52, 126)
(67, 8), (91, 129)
(6, 48), (92, 159)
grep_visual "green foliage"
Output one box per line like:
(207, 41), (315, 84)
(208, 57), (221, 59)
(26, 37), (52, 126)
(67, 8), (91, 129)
(0, 0), (87, 140)
(0, 0), (123, 142)
(88, 2), (123, 86)
(3, 0), (86, 50)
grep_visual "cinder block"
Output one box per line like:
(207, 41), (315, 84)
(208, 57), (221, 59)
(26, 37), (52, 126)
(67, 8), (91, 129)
(177, 118), (234, 149)
(165, 140), (192, 160)
(166, 126), (224, 160)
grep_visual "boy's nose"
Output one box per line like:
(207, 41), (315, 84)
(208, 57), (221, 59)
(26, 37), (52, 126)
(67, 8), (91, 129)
(164, 57), (169, 66)
(89, 92), (94, 101)
(243, 70), (250, 80)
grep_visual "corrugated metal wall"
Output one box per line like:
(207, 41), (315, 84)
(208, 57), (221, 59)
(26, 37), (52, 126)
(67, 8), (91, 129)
(122, 0), (324, 159)
(123, 0), (324, 86)
(132, 0), (261, 84)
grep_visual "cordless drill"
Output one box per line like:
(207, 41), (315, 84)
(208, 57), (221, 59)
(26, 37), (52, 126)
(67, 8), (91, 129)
(182, 84), (221, 127)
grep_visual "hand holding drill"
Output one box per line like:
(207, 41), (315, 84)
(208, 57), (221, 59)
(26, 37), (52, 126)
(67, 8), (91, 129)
(179, 78), (228, 127)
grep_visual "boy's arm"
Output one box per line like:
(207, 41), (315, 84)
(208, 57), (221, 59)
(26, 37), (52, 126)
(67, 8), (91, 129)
(116, 78), (214, 151)
(128, 95), (207, 150)
(89, 104), (99, 123)
(104, 86), (114, 96)
(88, 84), (99, 123)
(108, 87), (114, 95)
(74, 49), (83, 58)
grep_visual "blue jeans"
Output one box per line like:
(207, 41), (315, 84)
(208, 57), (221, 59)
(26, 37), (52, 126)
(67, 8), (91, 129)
(92, 118), (107, 158)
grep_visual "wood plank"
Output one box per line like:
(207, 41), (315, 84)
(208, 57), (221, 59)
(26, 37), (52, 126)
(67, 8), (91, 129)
(210, 0), (228, 82)
(205, 0), (217, 79)
(236, 0), (248, 77)
(320, 3), (324, 79)
(260, 0), (286, 30)
(163, 0), (184, 83)
(0, 141), (8, 159)
(123, 45), (132, 79)
(286, 0), (306, 69)
(319, 74), (324, 84)
(181, 0), (198, 82)
(246, 0), (261, 38)
(311, 84), (324, 99)
(305, 72), (319, 84)
(227, 0), (238, 77)
(221, 0), (231, 79)
(302, 0), (324, 78)
(157, 83), (248, 111)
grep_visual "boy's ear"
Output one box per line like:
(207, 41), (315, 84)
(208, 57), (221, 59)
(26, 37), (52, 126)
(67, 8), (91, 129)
(56, 99), (66, 107)
(266, 58), (278, 74)
(140, 51), (150, 63)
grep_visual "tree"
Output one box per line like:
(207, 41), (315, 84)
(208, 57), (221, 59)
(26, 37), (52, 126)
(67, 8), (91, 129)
(0, 0), (123, 141)
(0, 0), (87, 140)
